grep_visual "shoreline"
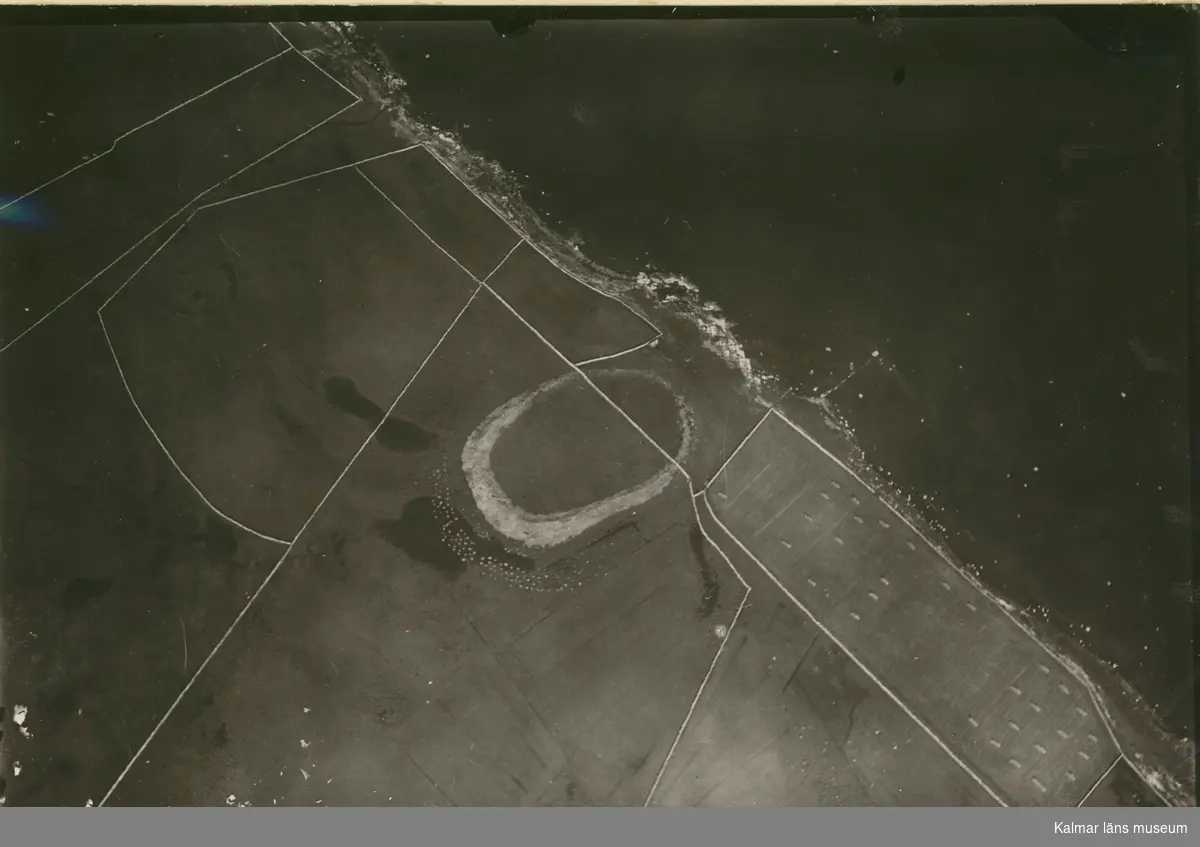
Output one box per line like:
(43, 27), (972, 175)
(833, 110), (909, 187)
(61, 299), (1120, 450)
(298, 20), (1193, 805)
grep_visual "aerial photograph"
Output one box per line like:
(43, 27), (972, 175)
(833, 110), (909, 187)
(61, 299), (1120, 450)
(0, 9), (1194, 809)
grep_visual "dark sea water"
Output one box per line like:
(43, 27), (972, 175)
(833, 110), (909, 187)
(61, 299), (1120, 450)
(363, 16), (1191, 736)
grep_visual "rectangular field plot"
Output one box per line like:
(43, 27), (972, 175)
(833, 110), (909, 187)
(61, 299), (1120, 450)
(710, 412), (1121, 807)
